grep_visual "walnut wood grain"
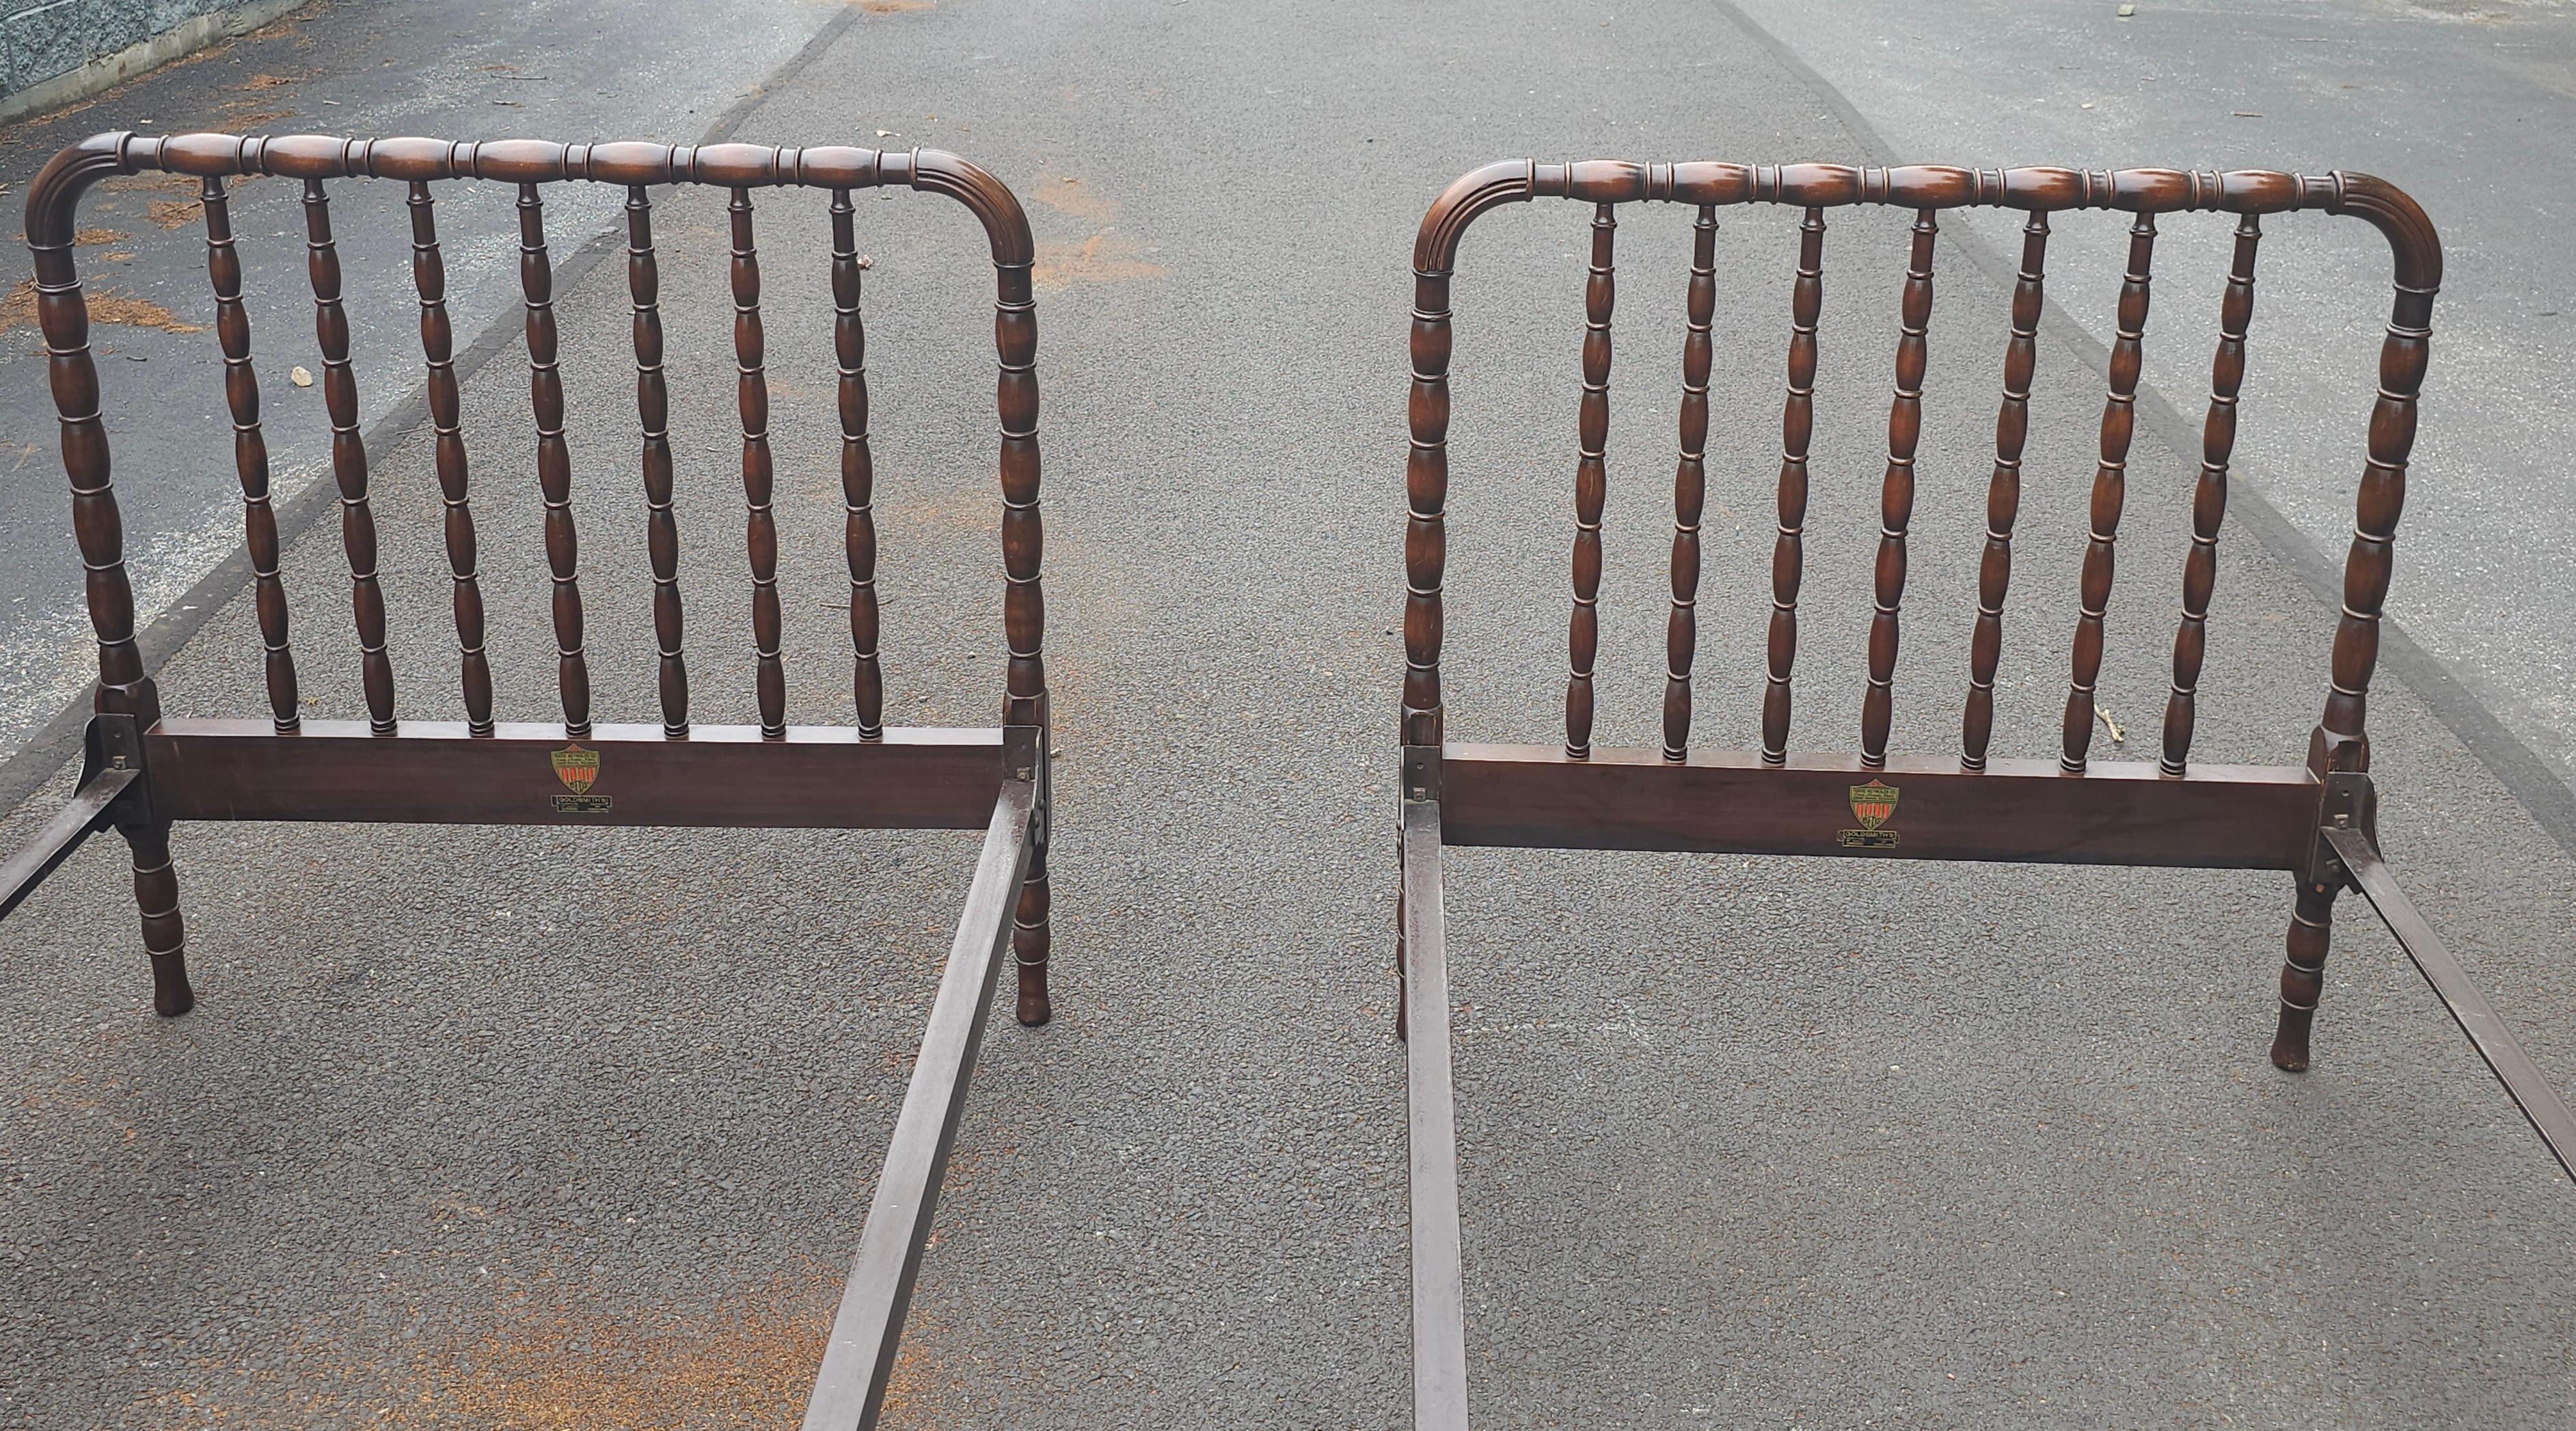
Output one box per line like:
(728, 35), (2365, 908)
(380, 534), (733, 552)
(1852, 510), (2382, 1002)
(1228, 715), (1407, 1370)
(1394, 159), (2463, 1427)
(1441, 744), (2317, 869)
(833, 188), (884, 741)
(144, 720), (1006, 830)
(203, 175), (299, 731)
(25, 134), (1059, 1133)
(1404, 161), (2439, 780)
(2311, 174), (2441, 777)
(1765, 206), (1825, 764)
(518, 182), (592, 739)
(2061, 214), (2158, 772)
(407, 180), (493, 736)
(120, 821), (192, 1016)
(2270, 877), (2337, 1071)
(1962, 213), (2046, 772)
(1565, 202), (1616, 759)
(731, 187), (786, 739)
(627, 185), (689, 738)
(1663, 206), (1716, 762)
(303, 178), (397, 733)
(2163, 215), (2260, 776)
(1861, 208), (1936, 769)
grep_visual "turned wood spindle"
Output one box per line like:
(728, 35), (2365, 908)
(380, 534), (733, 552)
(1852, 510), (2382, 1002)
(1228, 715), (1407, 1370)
(626, 185), (688, 738)
(303, 178), (398, 733)
(126, 821), (193, 1016)
(1861, 208), (1937, 768)
(1664, 206), (1717, 763)
(991, 210), (1049, 1026)
(730, 187), (787, 739)
(832, 188), (884, 740)
(1403, 270), (1455, 750)
(1962, 212), (2048, 771)
(203, 176), (299, 731)
(2270, 180), (2439, 1073)
(407, 180), (494, 736)
(2061, 213), (2158, 772)
(1565, 201), (1617, 759)
(517, 183), (591, 739)
(1762, 207), (1827, 765)
(33, 151), (189, 1011)
(2311, 221), (2434, 776)
(2163, 215), (2266, 772)
(2270, 880), (2336, 1071)
(2162, 215), (2262, 776)
(33, 177), (152, 723)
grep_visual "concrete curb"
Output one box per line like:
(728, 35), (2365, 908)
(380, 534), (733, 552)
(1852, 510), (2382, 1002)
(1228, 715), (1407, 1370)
(0, 0), (312, 128)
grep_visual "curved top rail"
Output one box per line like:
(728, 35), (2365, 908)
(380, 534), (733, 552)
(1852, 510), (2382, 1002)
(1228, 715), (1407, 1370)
(1402, 157), (2439, 774)
(1412, 159), (2439, 292)
(26, 131), (1036, 271)
(24, 130), (1046, 739)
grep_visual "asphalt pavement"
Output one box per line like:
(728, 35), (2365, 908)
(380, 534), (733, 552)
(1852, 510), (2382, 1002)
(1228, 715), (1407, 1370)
(5, 1), (2575, 1428)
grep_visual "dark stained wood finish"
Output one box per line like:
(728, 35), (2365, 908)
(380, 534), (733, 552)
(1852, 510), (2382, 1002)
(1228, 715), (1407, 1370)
(1440, 744), (2318, 869)
(144, 720), (1007, 830)
(407, 179), (495, 736)
(1765, 207), (1824, 765)
(731, 185), (787, 739)
(1398, 158), (2573, 1428)
(1963, 213), (2046, 771)
(993, 230), (1046, 737)
(1409, 160), (2450, 784)
(28, 145), (156, 726)
(1404, 229), (1457, 750)
(518, 182), (593, 739)
(802, 774), (1035, 1430)
(2163, 215), (2260, 776)
(1663, 206), (1716, 763)
(0, 765), (135, 922)
(833, 187), (885, 741)
(202, 174), (299, 732)
(120, 820), (192, 1016)
(1861, 209), (1935, 768)
(301, 177), (398, 733)
(1564, 202), (1616, 759)
(2326, 827), (2576, 1180)
(2061, 214), (2157, 772)
(198, 177), (299, 731)
(626, 185), (689, 738)
(985, 164), (1053, 1023)
(1013, 813), (1053, 1028)
(2314, 190), (2439, 780)
(19, 131), (1057, 1431)
(2269, 875), (2337, 1072)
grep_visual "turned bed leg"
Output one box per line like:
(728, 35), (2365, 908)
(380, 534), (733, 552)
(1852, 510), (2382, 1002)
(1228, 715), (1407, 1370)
(2269, 877), (2337, 1072)
(1013, 810), (1051, 1026)
(122, 821), (192, 1017)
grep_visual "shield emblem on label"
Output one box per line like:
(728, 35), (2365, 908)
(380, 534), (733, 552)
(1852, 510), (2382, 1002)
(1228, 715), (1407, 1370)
(552, 744), (600, 795)
(1849, 780), (1897, 831)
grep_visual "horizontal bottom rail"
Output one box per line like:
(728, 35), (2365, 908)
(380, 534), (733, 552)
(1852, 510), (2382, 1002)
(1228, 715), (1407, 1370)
(802, 776), (1038, 1430)
(144, 719), (1014, 829)
(1439, 744), (2318, 869)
